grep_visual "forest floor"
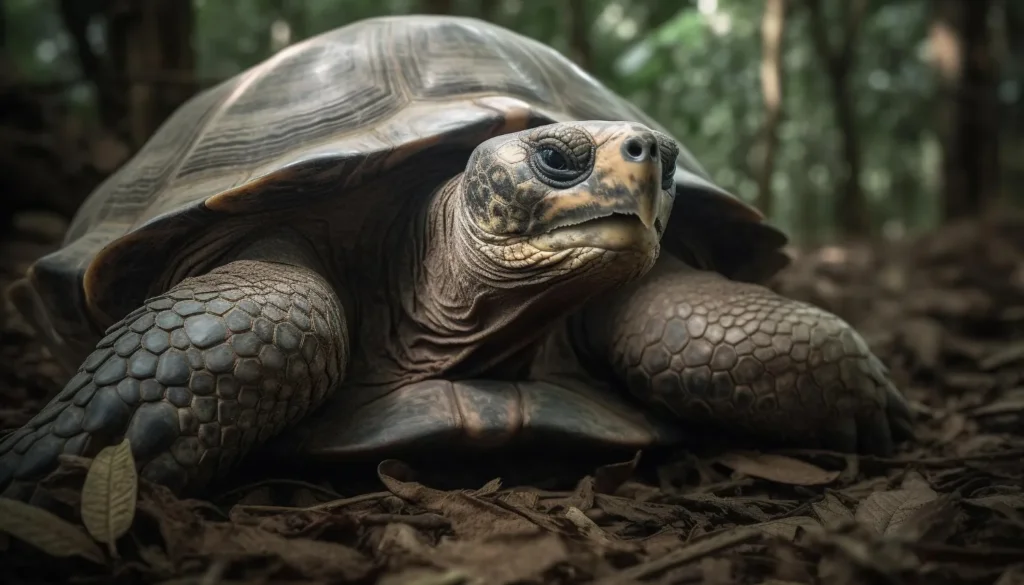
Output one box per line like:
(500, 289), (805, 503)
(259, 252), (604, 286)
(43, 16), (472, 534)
(1, 211), (1023, 585)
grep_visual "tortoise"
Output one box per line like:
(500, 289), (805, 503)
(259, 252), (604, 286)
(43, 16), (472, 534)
(0, 15), (912, 498)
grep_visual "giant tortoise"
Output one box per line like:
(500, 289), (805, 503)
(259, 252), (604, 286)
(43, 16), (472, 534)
(0, 15), (912, 497)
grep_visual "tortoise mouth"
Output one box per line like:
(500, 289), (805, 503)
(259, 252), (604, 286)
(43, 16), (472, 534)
(530, 212), (656, 252)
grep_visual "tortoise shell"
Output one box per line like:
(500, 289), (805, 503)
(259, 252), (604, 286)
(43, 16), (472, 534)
(16, 15), (787, 372)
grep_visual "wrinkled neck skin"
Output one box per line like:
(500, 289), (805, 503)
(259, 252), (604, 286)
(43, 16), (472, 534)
(361, 174), (652, 388)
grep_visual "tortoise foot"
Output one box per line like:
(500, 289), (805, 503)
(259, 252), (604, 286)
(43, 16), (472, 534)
(581, 255), (913, 455)
(0, 260), (347, 498)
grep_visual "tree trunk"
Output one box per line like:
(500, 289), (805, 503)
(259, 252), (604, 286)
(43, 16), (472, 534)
(931, 0), (1000, 220)
(114, 0), (195, 148)
(756, 0), (787, 218)
(805, 0), (869, 238)
(0, 0), (6, 50)
(423, 0), (453, 14)
(57, 0), (124, 130)
(59, 0), (195, 148)
(480, 0), (499, 22)
(566, 0), (591, 70)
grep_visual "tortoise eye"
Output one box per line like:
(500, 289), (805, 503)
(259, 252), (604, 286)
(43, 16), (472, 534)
(531, 143), (587, 187)
(539, 147), (570, 171)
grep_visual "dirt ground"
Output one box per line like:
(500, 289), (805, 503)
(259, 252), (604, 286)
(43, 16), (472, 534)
(1, 210), (1022, 585)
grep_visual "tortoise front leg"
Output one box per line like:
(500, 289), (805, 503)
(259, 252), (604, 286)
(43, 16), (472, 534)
(575, 255), (913, 455)
(0, 259), (348, 498)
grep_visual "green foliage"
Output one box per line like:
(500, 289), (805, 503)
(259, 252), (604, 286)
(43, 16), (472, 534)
(6, 0), (72, 80)
(2, 0), (994, 242)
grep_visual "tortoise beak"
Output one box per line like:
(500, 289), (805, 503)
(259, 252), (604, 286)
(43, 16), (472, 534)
(637, 193), (658, 230)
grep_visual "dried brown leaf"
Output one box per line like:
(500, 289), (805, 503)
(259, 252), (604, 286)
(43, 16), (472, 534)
(980, 341), (1024, 370)
(750, 516), (822, 541)
(893, 495), (961, 542)
(134, 482), (214, 562)
(593, 527), (762, 585)
(668, 492), (777, 522)
(566, 475), (595, 511)
(595, 494), (695, 526)
(378, 459), (543, 538)
(593, 451), (641, 494)
(203, 522), (372, 581)
(81, 437), (138, 552)
(812, 493), (855, 528)
(499, 490), (539, 510)
(564, 506), (629, 549)
(372, 522), (434, 560)
(972, 389), (1024, 416)
(994, 565), (1024, 585)
(854, 471), (939, 536)
(397, 569), (470, 585)
(0, 497), (105, 564)
(474, 477), (502, 496)
(432, 531), (570, 585)
(255, 508), (355, 538)
(964, 493), (1024, 513)
(716, 451), (840, 486)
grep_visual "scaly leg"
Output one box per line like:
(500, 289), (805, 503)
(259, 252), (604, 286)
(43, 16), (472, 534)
(574, 255), (913, 454)
(0, 259), (348, 497)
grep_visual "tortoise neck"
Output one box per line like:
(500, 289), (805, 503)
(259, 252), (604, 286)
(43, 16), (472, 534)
(401, 173), (584, 378)
(415, 173), (491, 326)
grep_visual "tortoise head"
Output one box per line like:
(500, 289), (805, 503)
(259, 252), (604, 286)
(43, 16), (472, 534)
(455, 121), (679, 285)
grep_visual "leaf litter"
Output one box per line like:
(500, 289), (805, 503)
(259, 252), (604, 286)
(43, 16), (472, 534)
(2, 214), (1024, 584)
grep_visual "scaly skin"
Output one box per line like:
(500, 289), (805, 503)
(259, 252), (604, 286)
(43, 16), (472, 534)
(575, 254), (913, 454)
(0, 260), (347, 498)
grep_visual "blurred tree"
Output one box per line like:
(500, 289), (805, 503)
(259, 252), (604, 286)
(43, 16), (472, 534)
(930, 0), (1000, 220)
(0, 0), (1014, 245)
(116, 0), (195, 147)
(423, 0), (453, 14)
(0, 0), (6, 50)
(804, 0), (868, 238)
(566, 0), (592, 69)
(756, 0), (786, 217)
(57, 0), (195, 148)
(57, 0), (123, 131)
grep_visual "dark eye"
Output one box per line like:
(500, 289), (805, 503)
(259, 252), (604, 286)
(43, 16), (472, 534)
(539, 147), (569, 171)
(531, 143), (589, 187)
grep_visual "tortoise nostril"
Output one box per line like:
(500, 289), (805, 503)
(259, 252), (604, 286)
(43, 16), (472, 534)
(622, 135), (654, 162)
(624, 137), (645, 160)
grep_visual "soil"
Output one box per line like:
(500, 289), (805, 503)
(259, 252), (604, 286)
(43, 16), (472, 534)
(1, 210), (1023, 585)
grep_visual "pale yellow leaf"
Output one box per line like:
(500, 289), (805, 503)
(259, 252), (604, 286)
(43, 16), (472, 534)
(716, 451), (840, 486)
(0, 497), (105, 563)
(81, 438), (138, 549)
